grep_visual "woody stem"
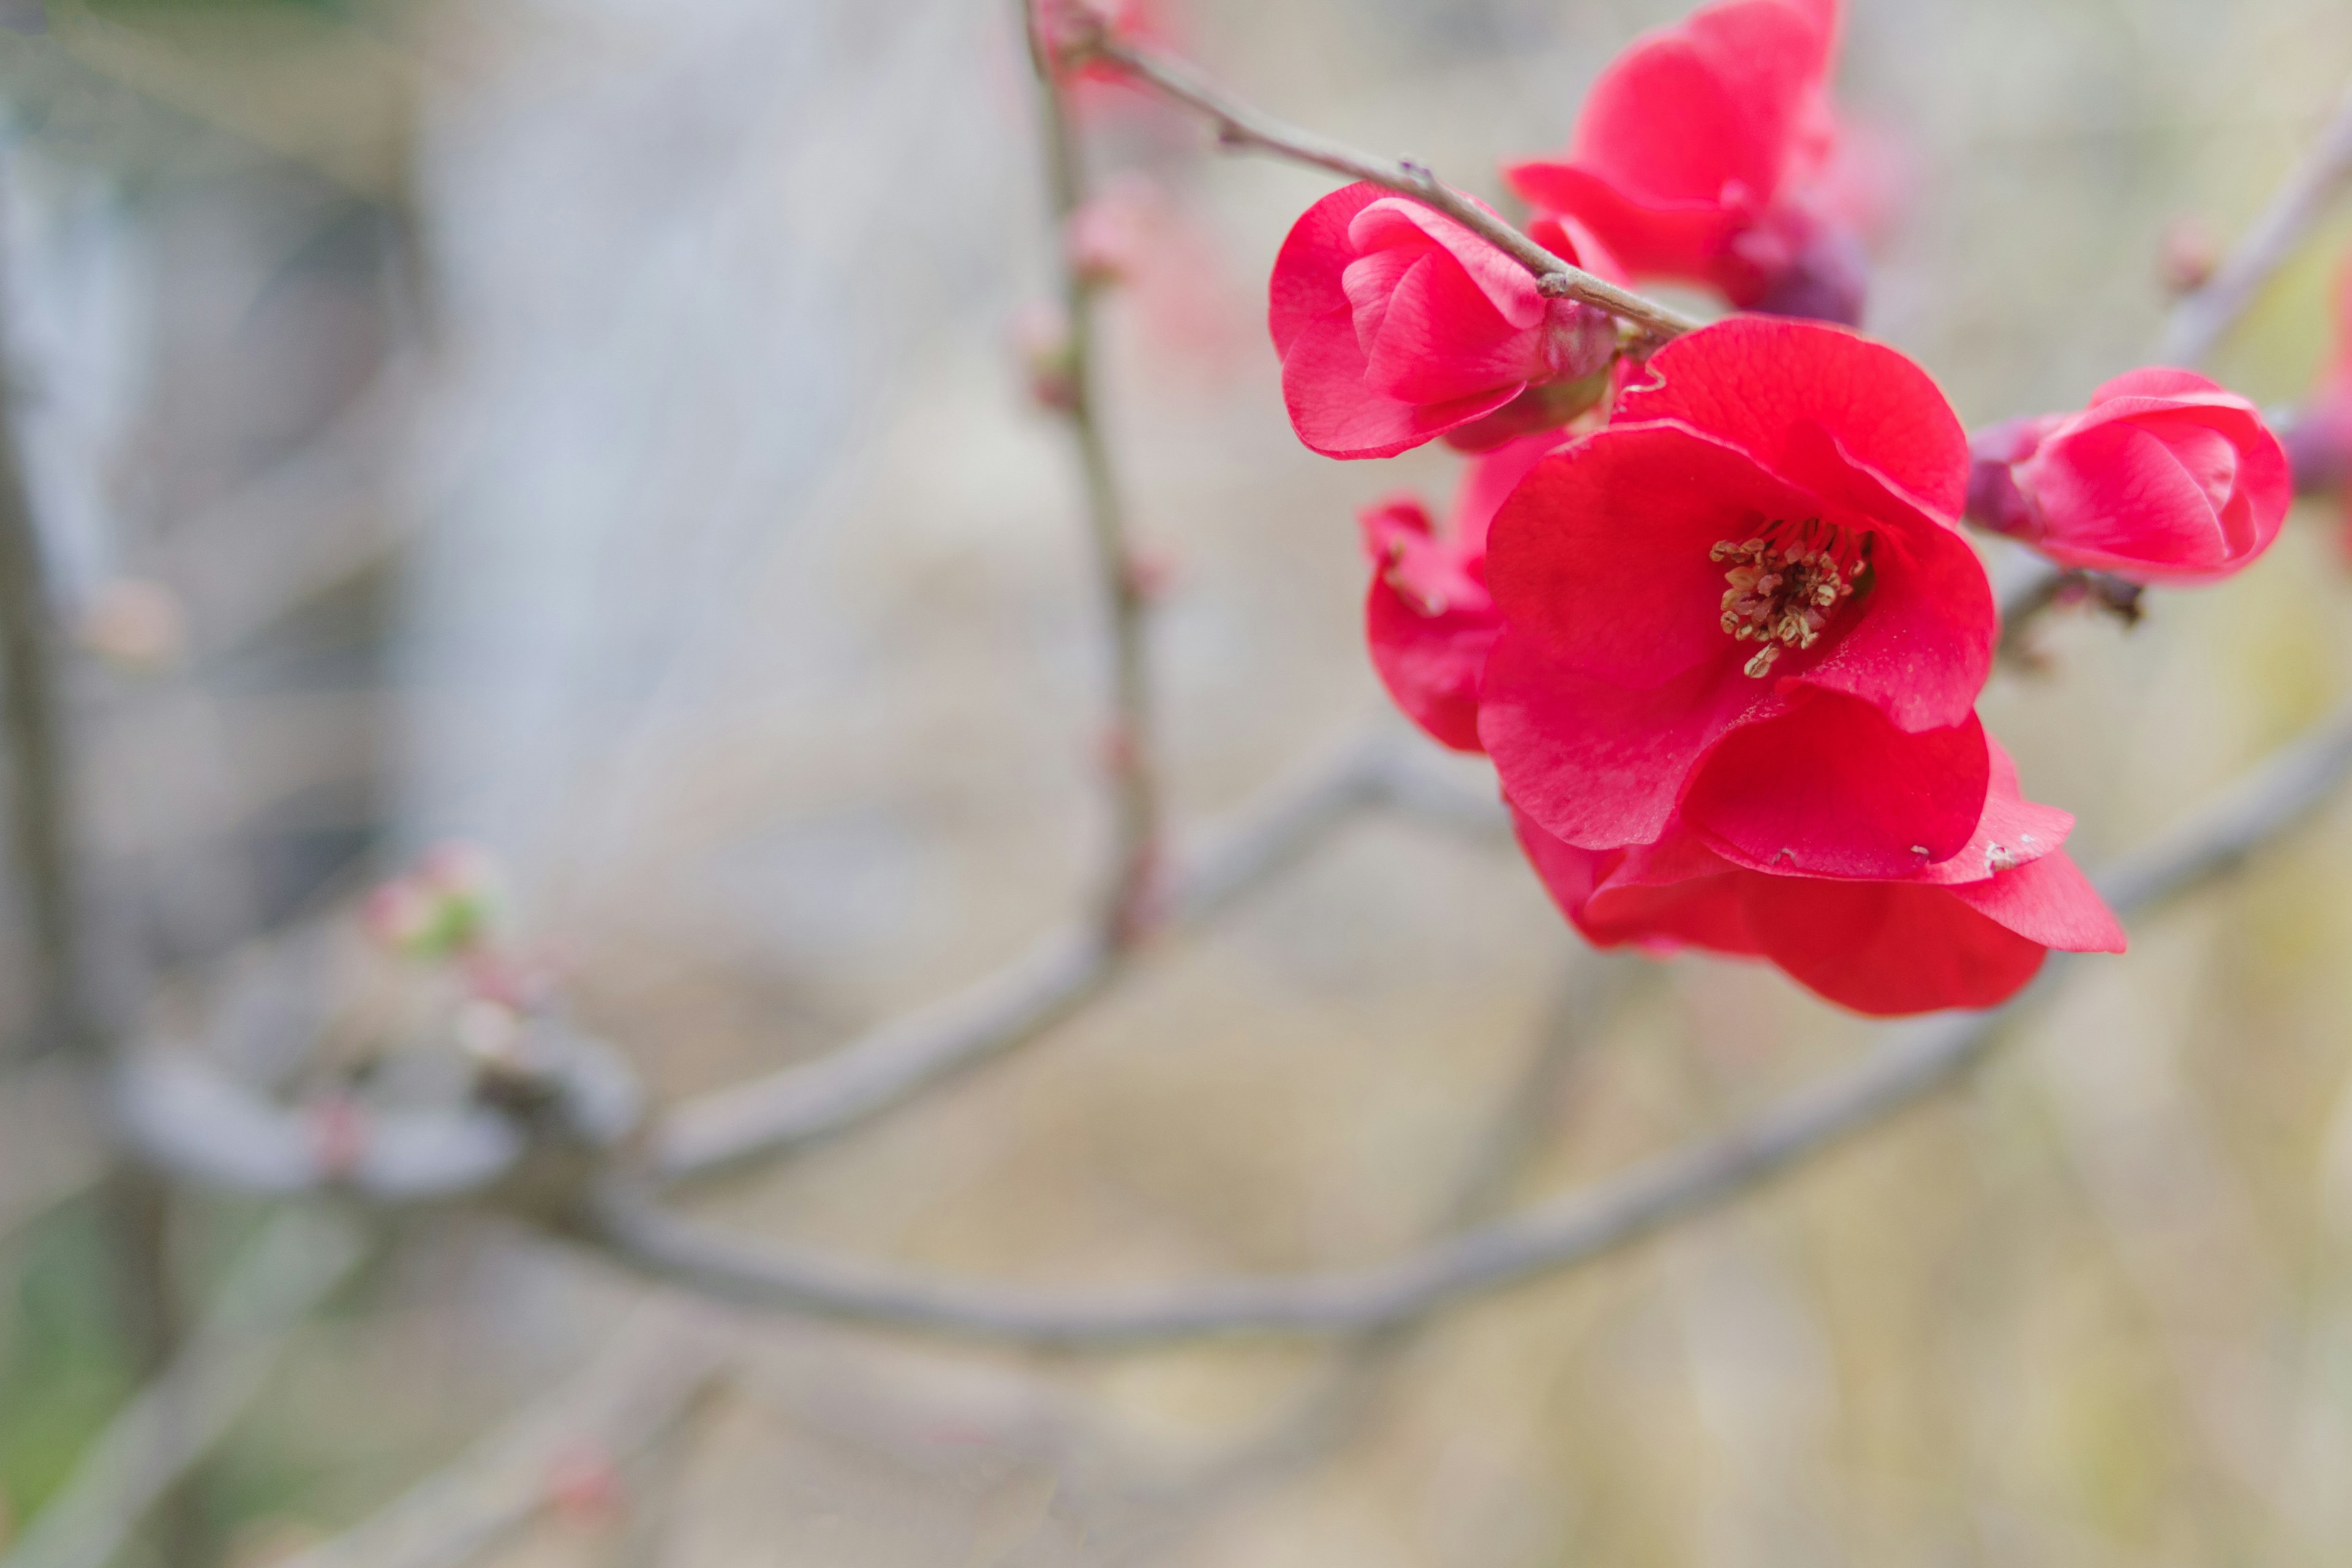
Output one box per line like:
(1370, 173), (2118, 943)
(1022, 9), (1163, 944)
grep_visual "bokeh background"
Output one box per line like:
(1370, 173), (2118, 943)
(6, 0), (2352, 1562)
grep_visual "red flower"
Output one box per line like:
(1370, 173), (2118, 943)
(2285, 256), (2352, 512)
(1269, 183), (1622, 459)
(1477, 315), (1997, 877)
(1359, 431), (1562, 750)
(1504, 0), (1872, 323)
(1966, 368), (2291, 584)
(1512, 744), (2125, 1016)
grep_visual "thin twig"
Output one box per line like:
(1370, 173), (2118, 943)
(646, 728), (1409, 1182)
(2161, 80), (2352, 368)
(1079, 31), (1702, 345)
(581, 695), (2352, 1346)
(1023, 6), (1162, 948)
(270, 1303), (735, 1568)
(0, 1208), (369, 1568)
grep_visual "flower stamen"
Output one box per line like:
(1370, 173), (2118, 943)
(1711, 520), (1866, 677)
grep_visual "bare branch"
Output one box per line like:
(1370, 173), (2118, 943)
(581, 696), (2352, 1346)
(1023, 6), (1164, 948)
(2161, 80), (2352, 368)
(646, 729), (1409, 1182)
(270, 1303), (734, 1568)
(0, 1209), (368, 1568)
(1079, 32), (1702, 344)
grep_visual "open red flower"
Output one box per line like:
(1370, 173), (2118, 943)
(1359, 431), (1562, 750)
(1269, 183), (1622, 459)
(1966, 368), (2291, 584)
(2285, 255), (2352, 516)
(1504, 0), (1871, 323)
(1512, 744), (2125, 1016)
(1477, 315), (1997, 879)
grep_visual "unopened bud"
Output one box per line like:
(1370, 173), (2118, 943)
(2157, 218), (2220, 296)
(1011, 302), (1079, 413)
(78, 578), (183, 672)
(306, 1095), (368, 1182)
(1123, 548), (1176, 601)
(1741, 216), (1869, 327)
(544, 1445), (625, 1525)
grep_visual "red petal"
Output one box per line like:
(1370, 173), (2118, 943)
(1512, 805), (1765, 954)
(1269, 183), (1385, 356)
(1479, 636), (1760, 848)
(1619, 317), (1972, 517)
(1359, 252), (1547, 405)
(1679, 692), (1989, 877)
(1487, 424), (1822, 688)
(1569, 0), (1828, 213)
(1366, 577), (1499, 753)
(1792, 483), (1994, 732)
(1504, 161), (1740, 281)
(1741, 875), (2049, 1015)
(1280, 315), (1523, 459)
(1946, 850), (2125, 953)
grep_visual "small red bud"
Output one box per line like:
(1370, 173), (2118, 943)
(1096, 722), (1139, 778)
(1123, 549), (1175, 601)
(544, 1445), (625, 1524)
(306, 1096), (368, 1182)
(2157, 218), (2220, 296)
(1011, 302), (1079, 413)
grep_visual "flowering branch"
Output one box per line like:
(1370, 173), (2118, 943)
(1068, 27), (1703, 345)
(576, 693), (2352, 1346)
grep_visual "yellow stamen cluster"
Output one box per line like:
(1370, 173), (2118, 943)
(1712, 529), (1862, 678)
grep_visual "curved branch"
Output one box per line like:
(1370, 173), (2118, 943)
(647, 729), (1443, 1182)
(1080, 32), (1702, 344)
(582, 696), (2352, 1346)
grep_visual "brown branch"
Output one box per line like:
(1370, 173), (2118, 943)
(646, 729), (1419, 1182)
(579, 693), (2352, 1346)
(2161, 80), (2352, 368)
(1077, 31), (1702, 345)
(1023, 7), (1163, 948)
(0, 1209), (368, 1568)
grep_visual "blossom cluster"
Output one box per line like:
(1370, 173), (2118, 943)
(1260, 0), (2301, 1015)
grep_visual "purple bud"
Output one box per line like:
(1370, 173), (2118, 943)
(2281, 399), (2352, 496)
(1737, 213), (1869, 328)
(1963, 416), (2049, 538)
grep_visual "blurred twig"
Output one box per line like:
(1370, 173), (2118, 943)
(646, 728), (1497, 1183)
(2161, 80), (2352, 367)
(1069, 26), (1701, 344)
(270, 1302), (735, 1568)
(0, 1208), (368, 1568)
(1022, 4), (1162, 952)
(581, 693), (2352, 1345)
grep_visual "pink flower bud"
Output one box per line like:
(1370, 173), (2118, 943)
(1270, 187), (1623, 459)
(77, 578), (184, 672)
(1966, 369), (2291, 584)
(1011, 302), (1079, 413)
(2158, 217), (2220, 295)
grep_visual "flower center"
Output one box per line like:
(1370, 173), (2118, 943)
(1711, 520), (1867, 678)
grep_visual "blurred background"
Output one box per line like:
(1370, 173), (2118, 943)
(4, 0), (2352, 1562)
